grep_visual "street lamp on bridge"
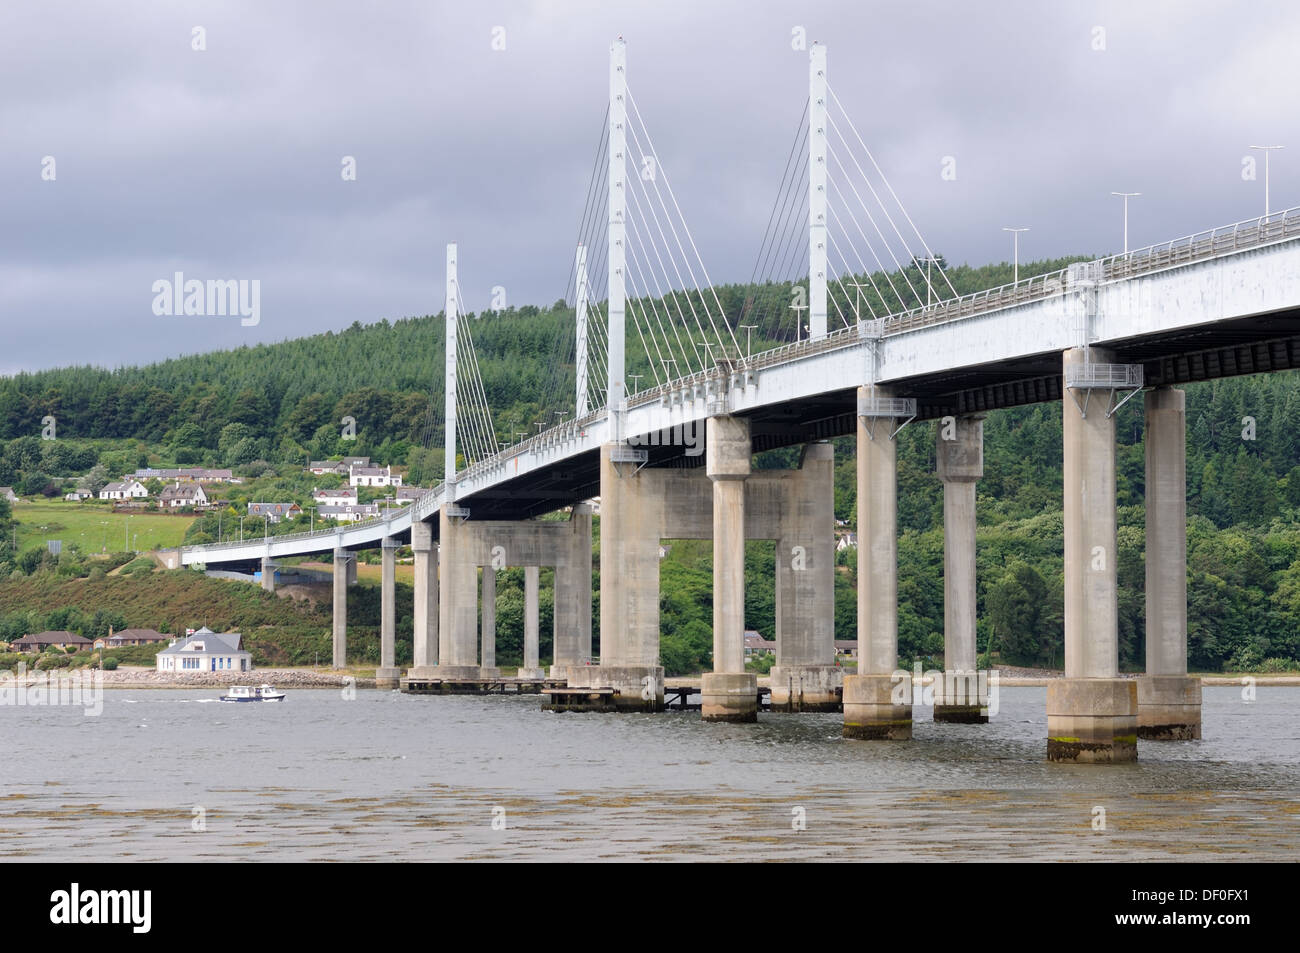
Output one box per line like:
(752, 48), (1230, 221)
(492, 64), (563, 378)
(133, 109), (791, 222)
(1002, 226), (1029, 283)
(1249, 145), (1284, 216)
(1111, 192), (1141, 255)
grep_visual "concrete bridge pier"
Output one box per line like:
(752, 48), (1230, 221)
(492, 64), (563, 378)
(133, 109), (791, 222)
(332, 547), (349, 668)
(407, 520), (439, 679)
(480, 567), (500, 678)
(586, 444), (668, 709)
(702, 415), (758, 723)
(261, 554), (275, 592)
(1138, 386), (1201, 739)
(376, 536), (402, 689)
(1050, 347), (1137, 762)
(934, 415), (988, 723)
(844, 386), (911, 739)
(768, 442), (841, 712)
(551, 504), (593, 677)
(429, 508), (483, 680)
(518, 565), (546, 679)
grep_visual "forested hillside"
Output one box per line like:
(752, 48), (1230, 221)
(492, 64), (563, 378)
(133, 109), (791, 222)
(3, 254), (1300, 673)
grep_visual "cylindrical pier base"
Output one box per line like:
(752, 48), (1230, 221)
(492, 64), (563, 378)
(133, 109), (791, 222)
(701, 672), (758, 723)
(572, 664), (665, 712)
(842, 673), (911, 739)
(1136, 675), (1202, 740)
(374, 667), (402, 689)
(1047, 678), (1138, 762)
(769, 665), (842, 712)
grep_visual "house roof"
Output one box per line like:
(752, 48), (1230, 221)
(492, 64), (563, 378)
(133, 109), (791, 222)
(101, 481), (140, 493)
(349, 466), (389, 476)
(108, 628), (168, 642)
(395, 487), (425, 499)
(247, 502), (300, 516)
(743, 631), (774, 649)
(16, 631), (93, 646)
(318, 503), (379, 516)
(159, 631), (245, 655)
(314, 487), (357, 499)
(160, 483), (206, 500)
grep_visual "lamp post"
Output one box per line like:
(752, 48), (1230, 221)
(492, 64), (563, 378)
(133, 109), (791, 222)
(738, 324), (757, 359)
(1002, 226), (1029, 283)
(239, 516), (246, 541)
(1110, 192), (1141, 254)
(1249, 145), (1284, 215)
(790, 303), (809, 341)
(913, 256), (940, 306)
(629, 374), (643, 394)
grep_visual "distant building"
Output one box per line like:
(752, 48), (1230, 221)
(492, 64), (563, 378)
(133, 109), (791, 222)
(834, 640), (858, 659)
(93, 628), (170, 649)
(159, 482), (209, 508)
(836, 533), (857, 552)
(156, 627), (252, 673)
(64, 490), (93, 501)
(100, 480), (148, 501)
(0, 487), (21, 503)
(349, 465), (401, 488)
(313, 487), (357, 506)
(318, 503), (380, 523)
(247, 502), (302, 523)
(394, 487), (427, 504)
(135, 468), (234, 483)
(307, 457), (370, 476)
(743, 630), (775, 658)
(12, 631), (94, 652)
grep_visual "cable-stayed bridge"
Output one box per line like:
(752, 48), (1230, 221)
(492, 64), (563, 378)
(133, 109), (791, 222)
(173, 39), (1300, 761)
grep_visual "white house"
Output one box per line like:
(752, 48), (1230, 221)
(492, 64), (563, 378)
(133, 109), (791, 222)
(836, 533), (857, 552)
(348, 465), (401, 488)
(0, 487), (20, 503)
(247, 502), (302, 523)
(100, 480), (148, 501)
(64, 490), (93, 501)
(159, 482), (209, 508)
(318, 503), (380, 523)
(313, 487), (357, 506)
(156, 628), (252, 673)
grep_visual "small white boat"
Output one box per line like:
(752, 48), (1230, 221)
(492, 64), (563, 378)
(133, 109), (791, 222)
(219, 684), (286, 703)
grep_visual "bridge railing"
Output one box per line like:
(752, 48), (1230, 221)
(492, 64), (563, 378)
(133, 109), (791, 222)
(180, 486), (441, 558)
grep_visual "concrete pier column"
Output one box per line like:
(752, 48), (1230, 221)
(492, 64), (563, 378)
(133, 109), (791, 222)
(1051, 347), (1137, 762)
(843, 386), (911, 739)
(480, 567), (499, 677)
(408, 520), (439, 679)
(552, 503), (593, 676)
(376, 537), (401, 688)
(332, 548), (348, 669)
(432, 508), (481, 679)
(589, 445), (665, 709)
(1139, 387), (1201, 739)
(518, 565), (546, 679)
(261, 555), (275, 592)
(935, 415), (988, 722)
(770, 442), (842, 712)
(702, 416), (758, 723)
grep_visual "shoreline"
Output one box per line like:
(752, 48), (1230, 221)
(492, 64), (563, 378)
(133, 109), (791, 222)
(4, 667), (1299, 691)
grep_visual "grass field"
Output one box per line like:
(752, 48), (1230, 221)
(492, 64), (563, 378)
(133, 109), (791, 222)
(9, 499), (196, 554)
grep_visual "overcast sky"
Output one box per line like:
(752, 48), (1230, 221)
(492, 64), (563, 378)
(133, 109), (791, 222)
(3, 0), (1299, 375)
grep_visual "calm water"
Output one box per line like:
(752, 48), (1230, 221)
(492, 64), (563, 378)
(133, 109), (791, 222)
(2, 686), (1297, 861)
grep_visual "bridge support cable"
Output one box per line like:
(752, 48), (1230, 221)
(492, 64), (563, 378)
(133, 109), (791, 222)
(827, 81), (958, 304)
(623, 173), (709, 376)
(452, 279), (500, 466)
(824, 136), (926, 310)
(626, 87), (743, 368)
